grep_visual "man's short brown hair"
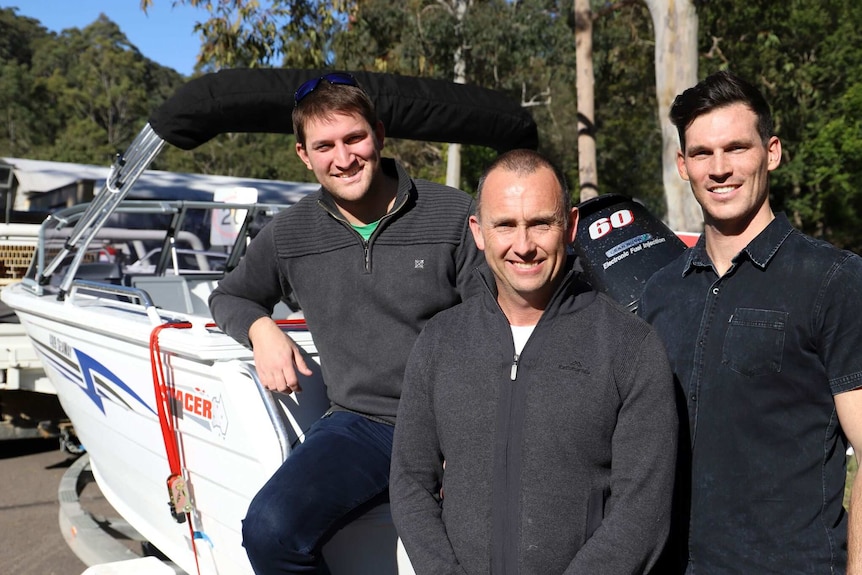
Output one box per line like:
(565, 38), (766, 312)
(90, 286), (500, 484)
(292, 79), (379, 146)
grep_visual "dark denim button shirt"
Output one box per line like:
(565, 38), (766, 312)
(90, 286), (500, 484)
(640, 213), (862, 574)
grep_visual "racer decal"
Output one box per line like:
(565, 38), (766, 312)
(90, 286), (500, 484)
(168, 385), (228, 438)
(33, 336), (228, 437)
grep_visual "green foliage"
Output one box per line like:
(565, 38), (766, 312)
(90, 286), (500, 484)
(59, 18), (151, 149)
(0, 8), (53, 157)
(0, 7), (185, 165)
(0, 8), (49, 63)
(794, 84), (862, 249)
(338, 0), (580, 189)
(141, 0), (351, 70)
(328, 0), (657, 206)
(591, 1), (664, 215)
(154, 133), (316, 183)
(7, 1), (862, 248)
(697, 0), (862, 249)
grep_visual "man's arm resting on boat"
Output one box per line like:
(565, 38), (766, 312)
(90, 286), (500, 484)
(249, 317), (312, 394)
(836, 387), (862, 575)
(208, 220), (290, 344)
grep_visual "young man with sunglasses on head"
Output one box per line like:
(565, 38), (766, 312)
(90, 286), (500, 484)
(209, 73), (484, 574)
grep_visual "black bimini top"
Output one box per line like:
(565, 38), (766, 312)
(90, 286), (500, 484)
(148, 68), (538, 153)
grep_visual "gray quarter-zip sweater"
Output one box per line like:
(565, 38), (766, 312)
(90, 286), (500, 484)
(209, 158), (483, 422)
(391, 261), (678, 574)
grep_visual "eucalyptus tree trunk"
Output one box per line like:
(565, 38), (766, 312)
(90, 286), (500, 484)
(643, 0), (702, 231)
(574, 0), (598, 202)
(445, 0), (469, 189)
(446, 52), (465, 189)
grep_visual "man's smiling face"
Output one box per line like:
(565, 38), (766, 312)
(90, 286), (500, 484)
(469, 165), (577, 323)
(677, 102), (781, 233)
(296, 111), (385, 216)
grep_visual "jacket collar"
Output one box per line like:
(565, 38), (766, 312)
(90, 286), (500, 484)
(476, 255), (596, 320)
(316, 158), (415, 218)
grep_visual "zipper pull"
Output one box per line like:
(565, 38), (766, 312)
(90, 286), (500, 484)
(510, 354), (519, 381)
(364, 241), (370, 271)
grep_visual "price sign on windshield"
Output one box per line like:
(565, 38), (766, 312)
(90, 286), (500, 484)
(211, 186), (259, 246)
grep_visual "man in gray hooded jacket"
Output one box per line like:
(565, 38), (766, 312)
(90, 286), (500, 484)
(390, 149), (678, 575)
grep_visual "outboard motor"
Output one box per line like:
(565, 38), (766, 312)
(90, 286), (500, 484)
(573, 194), (688, 313)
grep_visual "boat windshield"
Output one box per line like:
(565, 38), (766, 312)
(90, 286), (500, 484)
(25, 200), (288, 289)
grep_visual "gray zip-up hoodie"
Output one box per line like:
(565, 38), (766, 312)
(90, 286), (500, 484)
(209, 158), (483, 422)
(391, 262), (678, 574)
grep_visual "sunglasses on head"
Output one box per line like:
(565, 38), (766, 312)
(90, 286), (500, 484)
(294, 72), (358, 105)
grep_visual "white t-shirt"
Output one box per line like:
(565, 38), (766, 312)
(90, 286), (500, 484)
(510, 324), (536, 356)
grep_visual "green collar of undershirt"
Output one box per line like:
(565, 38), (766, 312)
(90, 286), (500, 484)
(352, 219), (381, 241)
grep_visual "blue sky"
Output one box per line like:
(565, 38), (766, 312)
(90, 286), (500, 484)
(3, 0), (209, 76)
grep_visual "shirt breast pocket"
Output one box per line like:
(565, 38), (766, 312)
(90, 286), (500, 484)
(722, 308), (787, 377)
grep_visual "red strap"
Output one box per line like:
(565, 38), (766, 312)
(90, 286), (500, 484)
(148, 318), (307, 574)
(150, 319), (303, 473)
(149, 322), (202, 575)
(149, 322), (191, 475)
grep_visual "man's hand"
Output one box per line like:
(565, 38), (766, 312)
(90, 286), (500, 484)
(248, 317), (313, 393)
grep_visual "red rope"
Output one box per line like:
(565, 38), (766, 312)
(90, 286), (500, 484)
(148, 318), (307, 574)
(149, 319), (304, 472)
(149, 322), (191, 474)
(149, 321), (201, 575)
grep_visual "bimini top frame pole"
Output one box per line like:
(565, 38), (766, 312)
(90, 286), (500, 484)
(40, 124), (166, 296)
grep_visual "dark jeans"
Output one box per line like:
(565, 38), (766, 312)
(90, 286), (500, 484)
(242, 411), (394, 574)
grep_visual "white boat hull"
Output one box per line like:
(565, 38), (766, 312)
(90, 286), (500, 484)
(4, 282), (407, 574)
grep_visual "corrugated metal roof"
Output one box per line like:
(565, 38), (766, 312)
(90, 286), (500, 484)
(2, 157), (318, 209)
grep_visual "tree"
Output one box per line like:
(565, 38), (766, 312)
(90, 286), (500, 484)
(0, 8), (53, 157)
(33, 16), (185, 163)
(696, 0), (862, 250)
(589, 2), (663, 215)
(140, 0), (351, 70)
(126, 0), (862, 249)
(643, 0), (700, 232)
(139, 1), (570, 189)
(574, 0), (597, 202)
(435, 0), (471, 189)
(63, 18), (151, 151)
(0, 8), (186, 166)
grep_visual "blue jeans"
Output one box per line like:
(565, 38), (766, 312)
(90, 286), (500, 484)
(242, 411), (394, 574)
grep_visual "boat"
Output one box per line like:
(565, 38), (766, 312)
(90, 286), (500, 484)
(0, 158), (319, 445)
(1, 68), (538, 574)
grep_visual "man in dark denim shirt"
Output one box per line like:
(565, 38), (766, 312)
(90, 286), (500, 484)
(639, 70), (862, 574)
